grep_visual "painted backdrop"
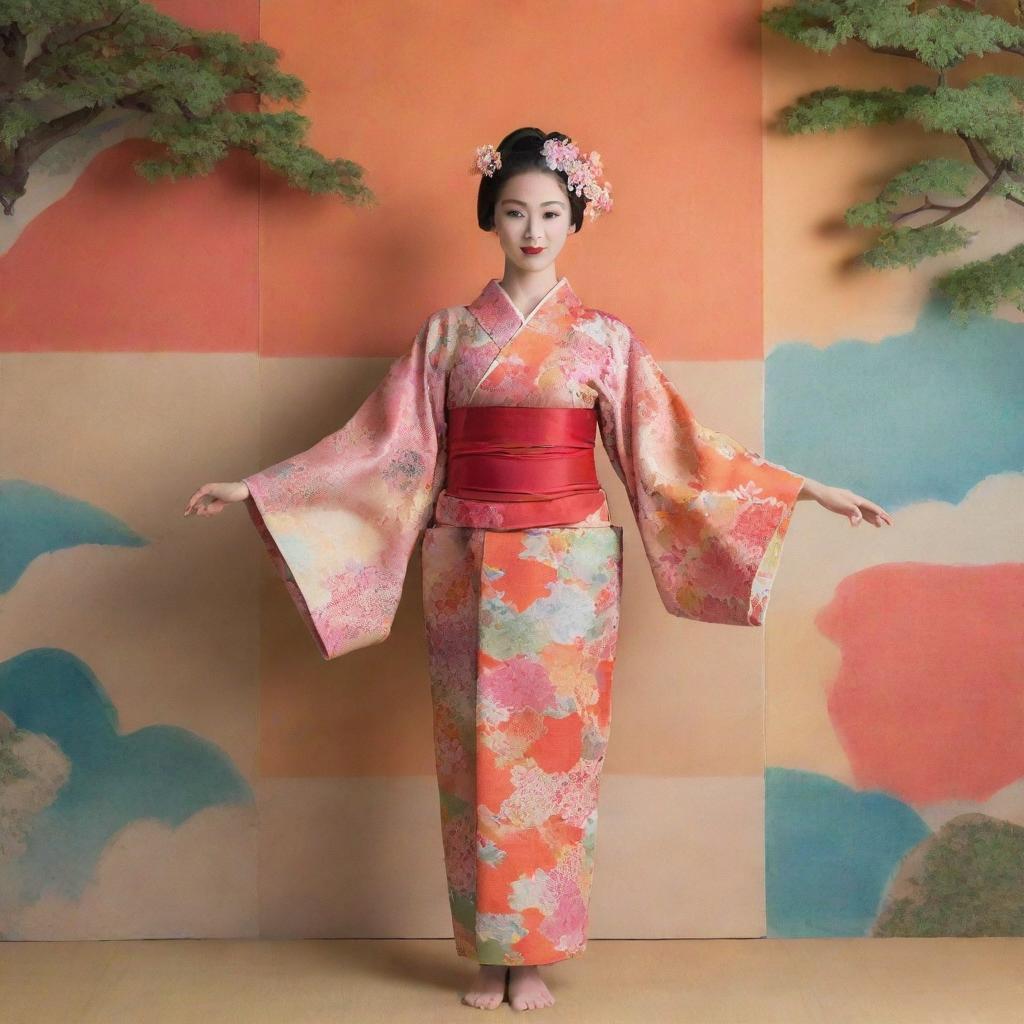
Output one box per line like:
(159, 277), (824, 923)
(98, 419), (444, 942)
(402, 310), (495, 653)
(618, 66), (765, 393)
(1, 0), (1020, 940)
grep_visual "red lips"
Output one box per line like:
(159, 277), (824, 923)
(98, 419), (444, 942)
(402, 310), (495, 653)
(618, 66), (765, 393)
(521, 247), (545, 254)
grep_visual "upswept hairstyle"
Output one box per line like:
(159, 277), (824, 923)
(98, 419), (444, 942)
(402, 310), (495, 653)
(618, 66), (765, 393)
(476, 127), (588, 234)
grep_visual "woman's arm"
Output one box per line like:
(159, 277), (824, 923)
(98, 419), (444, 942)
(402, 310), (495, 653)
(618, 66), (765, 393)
(797, 476), (894, 528)
(183, 480), (250, 517)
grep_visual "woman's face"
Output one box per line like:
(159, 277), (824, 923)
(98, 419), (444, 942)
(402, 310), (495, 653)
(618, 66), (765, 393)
(492, 169), (575, 274)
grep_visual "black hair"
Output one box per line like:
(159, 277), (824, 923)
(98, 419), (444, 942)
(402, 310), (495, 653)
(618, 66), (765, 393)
(476, 127), (588, 234)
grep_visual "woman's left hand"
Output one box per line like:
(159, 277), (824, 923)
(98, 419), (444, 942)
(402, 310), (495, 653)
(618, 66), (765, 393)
(809, 482), (893, 527)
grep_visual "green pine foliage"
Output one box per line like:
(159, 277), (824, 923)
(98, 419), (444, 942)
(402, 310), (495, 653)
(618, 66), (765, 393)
(0, 0), (377, 214)
(845, 157), (980, 227)
(761, 0), (1024, 323)
(934, 240), (1024, 316)
(861, 222), (979, 267)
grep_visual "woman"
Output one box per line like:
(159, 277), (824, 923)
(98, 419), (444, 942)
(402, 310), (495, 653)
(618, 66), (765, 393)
(185, 127), (892, 1012)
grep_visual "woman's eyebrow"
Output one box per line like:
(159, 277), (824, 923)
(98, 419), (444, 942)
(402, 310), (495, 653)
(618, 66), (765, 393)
(500, 198), (567, 207)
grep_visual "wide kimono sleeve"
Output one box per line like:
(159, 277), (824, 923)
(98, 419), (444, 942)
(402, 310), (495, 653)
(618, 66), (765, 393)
(242, 314), (447, 660)
(594, 316), (805, 626)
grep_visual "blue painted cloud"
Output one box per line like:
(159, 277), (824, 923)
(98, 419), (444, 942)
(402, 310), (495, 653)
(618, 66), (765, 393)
(766, 296), (1024, 511)
(766, 766), (931, 938)
(0, 480), (146, 594)
(0, 648), (253, 905)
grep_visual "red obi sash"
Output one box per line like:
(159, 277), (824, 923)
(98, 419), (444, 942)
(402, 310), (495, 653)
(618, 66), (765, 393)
(445, 406), (600, 502)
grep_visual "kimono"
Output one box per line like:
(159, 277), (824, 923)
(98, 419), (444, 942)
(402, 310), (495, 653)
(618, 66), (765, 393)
(242, 276), (805, 966)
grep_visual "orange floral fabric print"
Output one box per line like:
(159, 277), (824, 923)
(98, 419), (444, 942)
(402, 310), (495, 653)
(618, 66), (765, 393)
(422, 524), (621, 964)
(591, 313), (805, 625)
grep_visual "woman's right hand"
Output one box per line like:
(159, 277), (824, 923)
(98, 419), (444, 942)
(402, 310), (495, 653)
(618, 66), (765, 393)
(183, 481), (250, 517)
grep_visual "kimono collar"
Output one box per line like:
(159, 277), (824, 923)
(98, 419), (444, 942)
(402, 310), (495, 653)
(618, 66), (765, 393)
(466, 276), (583, 348)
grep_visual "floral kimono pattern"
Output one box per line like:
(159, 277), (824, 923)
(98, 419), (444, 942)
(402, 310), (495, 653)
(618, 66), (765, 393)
(242, 276), (805, 964)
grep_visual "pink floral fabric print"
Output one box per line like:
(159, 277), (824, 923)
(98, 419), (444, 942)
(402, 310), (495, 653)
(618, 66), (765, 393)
(242, 315), (447, 659)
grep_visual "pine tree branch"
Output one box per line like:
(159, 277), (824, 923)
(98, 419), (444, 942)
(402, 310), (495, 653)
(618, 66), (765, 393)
(116, 89), (159, 113)
(0, 23), (27, 94)
(862, 40), (1024, 61)
(762, 1), (1024, 71)
(892, 199), (960, 220)
(19, 102), (104, 165)
(1, 15), (128, 97)
(956, 130), (1024, 206)
(861, 43), (921, 61)
(763, 1), (1024, 317)
(934, 241), (1024, 322)
(0, 100), (105, 214)
(174, 97), (197, 122)
(0, 3), (375, 214)
(34, 11), (128, 62)
(927, 161), (1006, 225)
(958, 129), (998, 176)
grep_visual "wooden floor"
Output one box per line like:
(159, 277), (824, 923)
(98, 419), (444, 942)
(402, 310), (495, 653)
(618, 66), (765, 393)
(3, 937), (1021, 1023)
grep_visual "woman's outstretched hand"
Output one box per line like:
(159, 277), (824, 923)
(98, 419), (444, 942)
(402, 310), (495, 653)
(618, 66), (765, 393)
(183, 481), (250, 517)
(798, 478), (893, 528)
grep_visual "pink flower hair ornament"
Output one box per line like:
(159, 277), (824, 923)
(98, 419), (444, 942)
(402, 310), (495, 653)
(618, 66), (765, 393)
(471, 138), (613, 221)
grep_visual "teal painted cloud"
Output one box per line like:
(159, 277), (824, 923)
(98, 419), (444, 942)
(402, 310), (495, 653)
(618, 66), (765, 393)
(765, 296), (1024, 511)
(766, 767), (931, 937)
(0, 648), (253, 905)
(0, 480), (147, 594)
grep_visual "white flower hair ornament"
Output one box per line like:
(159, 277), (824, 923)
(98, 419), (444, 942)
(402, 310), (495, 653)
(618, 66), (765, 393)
(471, 138), (613, 221)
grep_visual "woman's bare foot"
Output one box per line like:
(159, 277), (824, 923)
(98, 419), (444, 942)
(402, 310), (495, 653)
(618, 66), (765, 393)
(462, 964), (508, 1010)
(508, 965), (555, 1011)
